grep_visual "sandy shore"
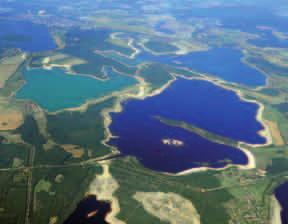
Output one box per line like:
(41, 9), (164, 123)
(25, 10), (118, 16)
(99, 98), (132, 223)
(270, 196), (282, 224)
(97, 65), (273, 175)
(103, 32), (141, 60)
(169, 143), (256, 176)
(88, 161), (124, 224)
(138, 41), (179, 56)
(30, 49), (273, 175)
(178, 72), (272, 146)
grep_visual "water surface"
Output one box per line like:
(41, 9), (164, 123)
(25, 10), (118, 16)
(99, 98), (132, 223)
(138, 47), (266, 87)
(0, 20), (56, 52)
(109, 79), (265, 173)
(275, 182), (288, 224)
(249, 30), (288, 48)
(64, 195), (111, 224)
(16, 67), (137, 112)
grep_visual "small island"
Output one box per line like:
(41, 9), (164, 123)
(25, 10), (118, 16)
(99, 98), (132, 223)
(162, 138), (184, 147)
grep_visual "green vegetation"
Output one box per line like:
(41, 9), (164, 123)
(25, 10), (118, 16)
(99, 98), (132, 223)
(138, 63), (174, 90)
(110, 157), (233, 224)
(63, 47), (136, 79)
(0, 171), (27, 224)
(0, 53), (25, 89)
(0, 143), (28, 168)
(0, 63), (26, 97)
(154, 116), (238, 147)
(1, 1), (288, 223)
(59, 29), (137, 79)
(65, 29), (134, 56)
(47, 99), (115, 158)
(259, 88), (280, 97)
(247, 56), (288, 77)
(30, 166), (102, 224)
(144, 40), (179, 53)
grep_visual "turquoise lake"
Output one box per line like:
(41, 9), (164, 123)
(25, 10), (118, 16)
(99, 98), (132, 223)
(16, 68), (137, 112)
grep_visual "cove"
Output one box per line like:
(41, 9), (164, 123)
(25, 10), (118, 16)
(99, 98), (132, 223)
(16, 67), (137, 112)
(109, 79), (266, 173)
(275, 182), (288, 224)
(138, 47), (266, 87)
(0, 20), (56, 52)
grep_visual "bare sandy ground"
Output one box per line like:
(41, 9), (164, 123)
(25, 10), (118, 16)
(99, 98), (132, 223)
(88, 162), (124, 224)
(270, 196), (282, 224)
(173, 144), (256, 176)
(0, 54), (25, 88)
(264, 120), (285, 146)
(61, 144), (84, 158)
(109, 32), (141, 59)
(134, 192), (200, 224)
(0, 111), (23, 131)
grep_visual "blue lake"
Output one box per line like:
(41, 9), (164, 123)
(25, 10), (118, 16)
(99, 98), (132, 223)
(109, 79), (266, 173)
(16, 68), (137, 112)
(275, 182), (288, 224)
(0, 20), (56, 52)
(138, 47), (266, 87)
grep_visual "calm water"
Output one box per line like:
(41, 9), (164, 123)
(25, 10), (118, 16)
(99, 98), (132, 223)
(0, 20), (56, 52)
(63, 195), (111, 224)
(249, 30), (288, 48)
(16, 67), (137, 112)
(275, 182), (288, 224)
(138, 47), (266, 87)
(109, 79), (265, 173)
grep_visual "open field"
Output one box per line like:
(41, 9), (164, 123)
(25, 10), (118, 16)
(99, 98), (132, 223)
(0, 53), (25, 89)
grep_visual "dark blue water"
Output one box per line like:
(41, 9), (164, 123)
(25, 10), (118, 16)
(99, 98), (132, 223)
(109, 79), (265, 173)
(0, 20), (56, 52)
(63, 195), (111, 224)
(275, 182), (288, 224)
(138, 47), (266, 87)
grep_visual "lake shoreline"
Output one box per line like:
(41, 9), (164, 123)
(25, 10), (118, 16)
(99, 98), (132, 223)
(102, 72), (271, 174)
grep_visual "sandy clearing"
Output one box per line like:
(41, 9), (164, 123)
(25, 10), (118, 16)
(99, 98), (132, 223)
(61, 144), (85, 158)
(88, 162), (124, 224)
(134, 192), (200, 224)
(270, 196), (282, 224)
(0, 111), (23, 131)
(264, 120), (285, 146)
(0, 54), (25, 88)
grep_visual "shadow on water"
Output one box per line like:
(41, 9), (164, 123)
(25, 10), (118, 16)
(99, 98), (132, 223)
(63, 195), (111, 224)
(275, 182), (288, 224)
